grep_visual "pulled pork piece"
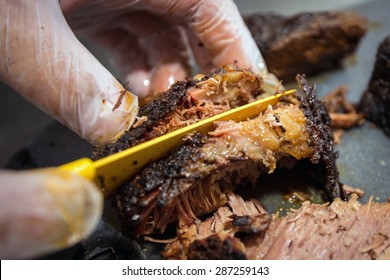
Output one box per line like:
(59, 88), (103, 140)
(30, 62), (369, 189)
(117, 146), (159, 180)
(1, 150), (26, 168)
(115, 75), (344, 237)
(245, 11), (367, 81)
(93, 66), (265, 159)
(323, 86), (364, 128)
(163, 192), (270, 260)
(323, 85), (364, 144)
(332, 128), (344, 145)
(358, 36), (390, 136)
(329, 113), (365, 128)
(342, 184), (364, 198)
(323, 86), (355, 114)
(245, 195), (390, 260)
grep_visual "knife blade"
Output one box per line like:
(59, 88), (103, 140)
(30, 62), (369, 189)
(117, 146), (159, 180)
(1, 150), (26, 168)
(60, 89), (295, 194)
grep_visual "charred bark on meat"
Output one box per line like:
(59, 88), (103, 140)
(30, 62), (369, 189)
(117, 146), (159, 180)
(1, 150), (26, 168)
(113, 74), (343, 237)
(187, 235), (247, 260)
(358, 35), (390, 136)
(92, 79), (198, 159)
(162, 192), (271, 260)
(245, 11), (367, 81)
(93, 66), (264, 159)
(296, 75), (345, 200)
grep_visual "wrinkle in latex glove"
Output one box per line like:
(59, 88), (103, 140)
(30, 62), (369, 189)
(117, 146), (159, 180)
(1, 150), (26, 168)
(0, 0), (138, 144)
(0, 0), (269, 144)
(61, 0), (268, 98)
(0, 169), (103, 259)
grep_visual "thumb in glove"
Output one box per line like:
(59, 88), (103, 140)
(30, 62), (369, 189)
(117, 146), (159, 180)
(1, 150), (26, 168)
(0, 169), (103, 259)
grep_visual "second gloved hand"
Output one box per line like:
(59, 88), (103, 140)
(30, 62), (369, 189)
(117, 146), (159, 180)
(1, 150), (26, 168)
(0, 169), (103, 259)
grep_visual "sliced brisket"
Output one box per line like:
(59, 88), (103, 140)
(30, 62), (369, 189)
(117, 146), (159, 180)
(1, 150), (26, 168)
(163, 192), (270, 260)
(171, 194), (390, 260)
(93, 66), (264, 159)
(245, 195), (390, 260)
(114, 75), (343, 236)
(245, 11), (367, 81)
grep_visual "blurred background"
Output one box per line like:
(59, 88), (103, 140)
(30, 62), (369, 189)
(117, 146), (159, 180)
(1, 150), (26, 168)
(0, 0), (375, 167)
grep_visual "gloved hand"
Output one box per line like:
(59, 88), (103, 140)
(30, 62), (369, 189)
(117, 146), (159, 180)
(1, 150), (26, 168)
(0, 0), (266, 144)
(0, 0), (267, 259)
(0, 169), (102, 259)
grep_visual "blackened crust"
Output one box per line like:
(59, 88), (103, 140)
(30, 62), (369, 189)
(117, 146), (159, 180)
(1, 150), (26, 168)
(116, 134), (205, 221)
(116, 75), (345, 236)
(187, 235), (247, 260)
(245, 11), (367, 81)
(358, 36), (390, 135)
(92, 79), (199, 159)
(297, 74), (345, 199)
(92, 66), (259, 160)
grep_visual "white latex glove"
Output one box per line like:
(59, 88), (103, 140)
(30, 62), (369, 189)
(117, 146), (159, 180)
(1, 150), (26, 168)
(60, 0), (267, 97)
(0, 169), (102, 259)
(0, 0), (266, 259)
(0, 0), (265, 144)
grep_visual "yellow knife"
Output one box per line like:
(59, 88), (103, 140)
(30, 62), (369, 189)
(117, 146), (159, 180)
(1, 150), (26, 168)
(60, 90), (295, 195)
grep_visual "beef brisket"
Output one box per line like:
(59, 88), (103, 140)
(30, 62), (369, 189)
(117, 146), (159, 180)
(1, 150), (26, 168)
(245, 11), (367, 81)
(245, 195), (390, 260)
(169, 194), (390, 260)
(93, 66), (264, 159)
(358, 35), (390, 136)
(114, 75), (343, 236)
(163, 192), (270, 260)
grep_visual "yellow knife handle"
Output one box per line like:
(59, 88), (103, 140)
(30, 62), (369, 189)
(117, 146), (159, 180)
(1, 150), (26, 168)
(59, 158), (96, 181)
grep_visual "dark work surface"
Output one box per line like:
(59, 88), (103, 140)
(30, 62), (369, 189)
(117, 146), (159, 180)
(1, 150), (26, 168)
(0, 82), (52, 168)
(2, 0), (389, 260)
(6, 121), (93, 170)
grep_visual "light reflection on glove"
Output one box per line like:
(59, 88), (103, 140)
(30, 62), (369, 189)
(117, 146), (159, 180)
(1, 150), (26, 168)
(61, 0), (267, 98)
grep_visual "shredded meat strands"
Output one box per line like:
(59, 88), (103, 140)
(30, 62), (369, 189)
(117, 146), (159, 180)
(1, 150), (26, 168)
(168, 194), (390, 260)
(112, 87), (128, 112)
(208, 121), (242, 136)
(343, 184), (365, 198)
(144, 236), (178, 244)
(322, 85), (365, 143)
(132, 116), (148, 128)
(323, 86), (365, 127)
(329, 112), (365, 128)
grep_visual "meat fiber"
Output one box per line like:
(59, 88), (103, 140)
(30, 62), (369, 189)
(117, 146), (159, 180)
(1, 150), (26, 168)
(168, 194), (390, 260)
(245, 11), (368, 81)
(245, 195), (390, 260)
(322, 85), (365, 144)
(114, 75), (343, 237)
(93, 66), (265, 159)
(358, 35), (390, 136)
(163, 192), (270, 260)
